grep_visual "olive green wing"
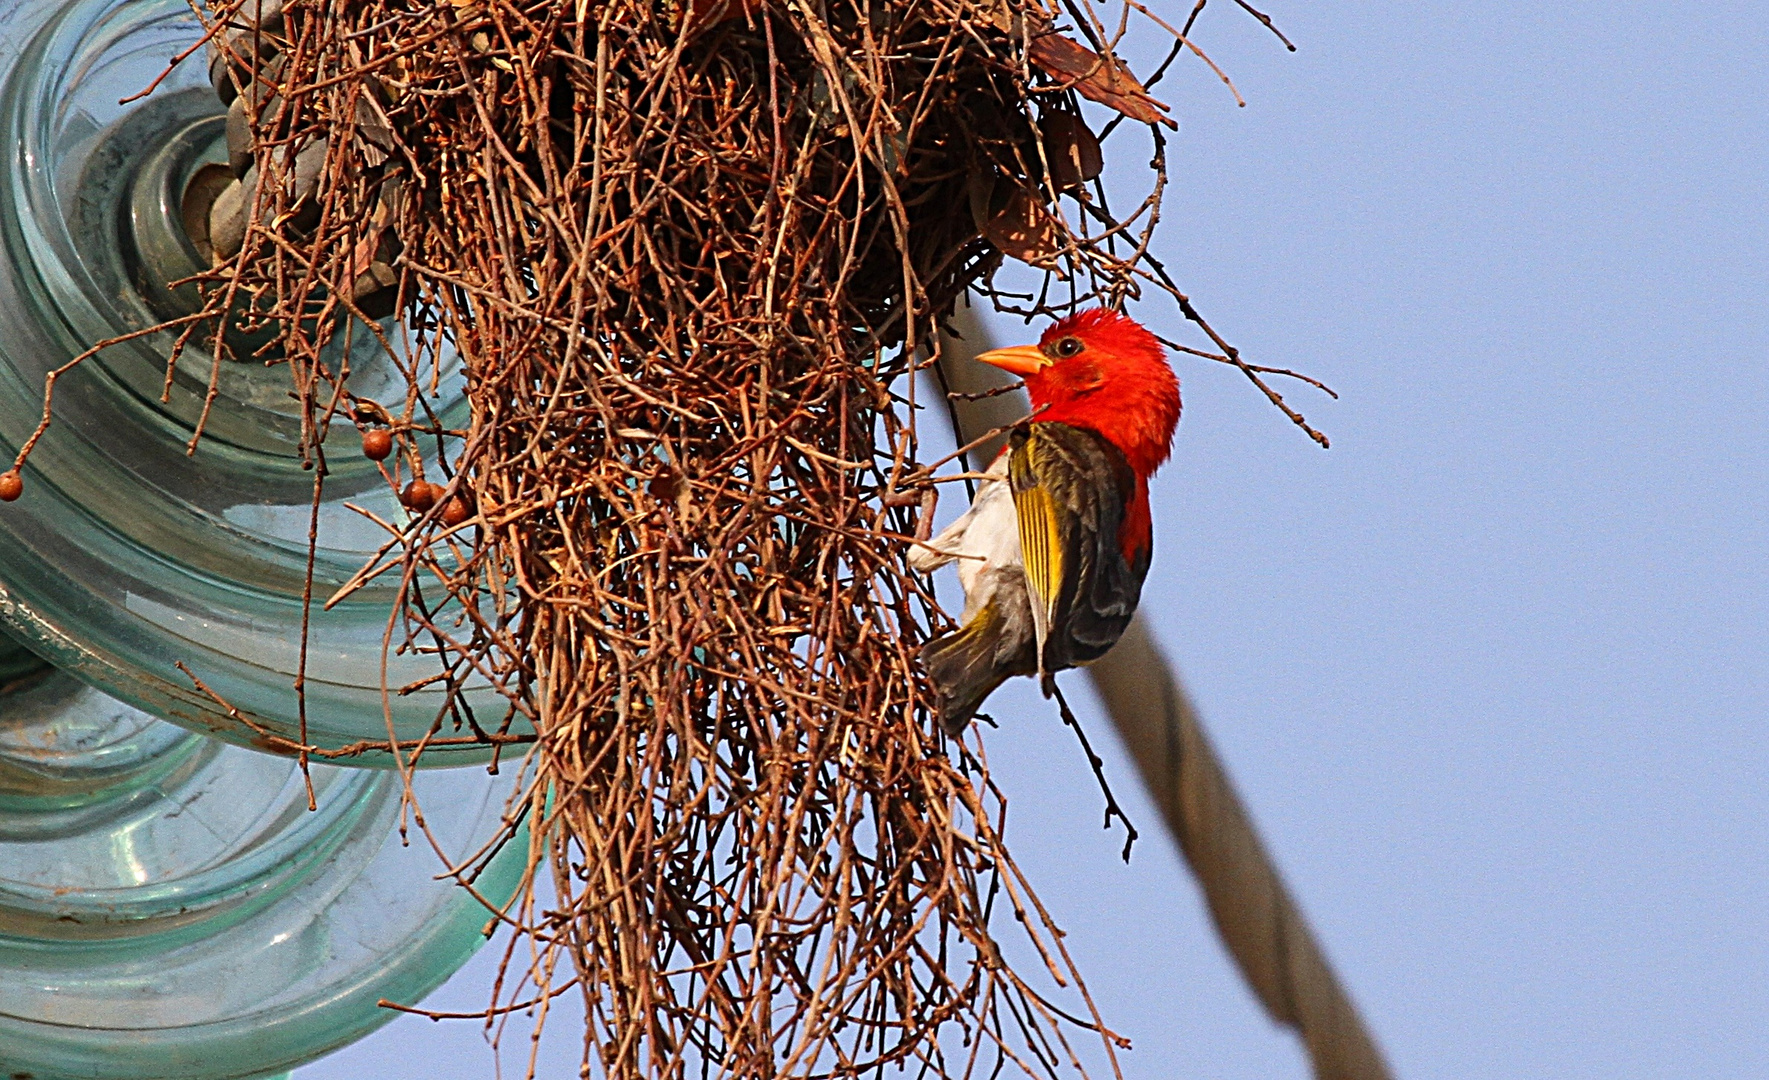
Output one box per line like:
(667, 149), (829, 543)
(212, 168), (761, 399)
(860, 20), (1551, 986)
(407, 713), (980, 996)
(1007, 422), (1147, 676)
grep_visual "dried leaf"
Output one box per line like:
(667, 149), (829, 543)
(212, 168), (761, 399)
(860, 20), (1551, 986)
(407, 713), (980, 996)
(1027, 32), (1176, 129)
(355, 92), (396, 154)
(981, 187), (1061, 267)
(968, 0), (1017, 33)
(1040, 111), (1102, 189)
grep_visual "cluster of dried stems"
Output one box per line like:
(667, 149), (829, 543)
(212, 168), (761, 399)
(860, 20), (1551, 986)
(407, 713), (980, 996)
(13, 0), (1321, 1075)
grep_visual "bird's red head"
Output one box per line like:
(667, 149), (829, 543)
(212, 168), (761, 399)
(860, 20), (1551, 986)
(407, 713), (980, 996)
(974, 308), (1181, 478)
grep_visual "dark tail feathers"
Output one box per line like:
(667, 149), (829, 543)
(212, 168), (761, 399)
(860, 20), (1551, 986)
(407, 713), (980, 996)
(921, 609), (1030, 734)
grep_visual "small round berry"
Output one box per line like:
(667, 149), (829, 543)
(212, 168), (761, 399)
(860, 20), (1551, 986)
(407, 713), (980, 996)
(361, 428), (393, 461)
(401, 479), (438, 511)
(441, 496), (472, 527)
(0, 471), (20, 503)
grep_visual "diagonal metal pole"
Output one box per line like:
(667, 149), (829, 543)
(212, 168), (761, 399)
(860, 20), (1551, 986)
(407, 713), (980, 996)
(934, 310), (1393, 1080)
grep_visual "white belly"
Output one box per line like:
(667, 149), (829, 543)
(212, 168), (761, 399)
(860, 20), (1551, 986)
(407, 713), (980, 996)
(908, 455), (1024, 623)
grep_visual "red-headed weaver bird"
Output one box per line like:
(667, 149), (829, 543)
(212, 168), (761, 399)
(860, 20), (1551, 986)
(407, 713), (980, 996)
(912, 309), (1181, 733)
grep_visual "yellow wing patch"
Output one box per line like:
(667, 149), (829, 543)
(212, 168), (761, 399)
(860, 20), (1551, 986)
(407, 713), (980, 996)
(1009, 437), (1065, 669)
(1014, 482), (1063, 611)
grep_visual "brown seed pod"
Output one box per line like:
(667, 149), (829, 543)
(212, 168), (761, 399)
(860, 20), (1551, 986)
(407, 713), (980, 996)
(401, 479), (438, 511)
(440, 495), (472, 527)
(361, 428), (393, 460)
(0, 471), (20, 503)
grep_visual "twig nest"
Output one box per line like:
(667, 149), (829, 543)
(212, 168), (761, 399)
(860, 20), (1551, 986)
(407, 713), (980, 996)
(0, 471), (20, 503)
(143, 0), (1313, 1075)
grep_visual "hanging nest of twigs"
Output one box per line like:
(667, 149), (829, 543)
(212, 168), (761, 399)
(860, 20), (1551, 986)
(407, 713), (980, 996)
(14, 0), (1320, 1075)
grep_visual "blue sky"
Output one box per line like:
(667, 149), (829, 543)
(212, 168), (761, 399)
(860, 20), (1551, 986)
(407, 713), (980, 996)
(306, 3), (1769, 1077)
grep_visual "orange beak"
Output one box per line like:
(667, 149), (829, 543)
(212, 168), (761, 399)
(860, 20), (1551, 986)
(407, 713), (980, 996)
(973, 344), (1051, 378)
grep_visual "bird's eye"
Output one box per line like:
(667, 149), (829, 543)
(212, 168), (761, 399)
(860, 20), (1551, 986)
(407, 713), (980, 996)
(1053, 336), (1083, 359)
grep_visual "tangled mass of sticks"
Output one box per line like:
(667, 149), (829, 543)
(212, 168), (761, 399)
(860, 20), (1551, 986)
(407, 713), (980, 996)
(15, 0), (1322, 1075)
